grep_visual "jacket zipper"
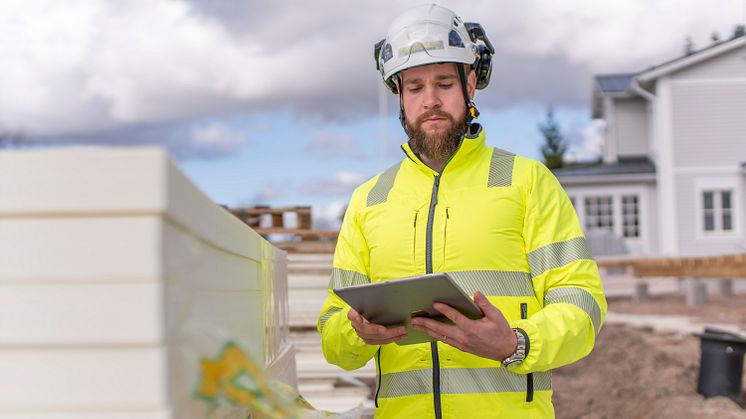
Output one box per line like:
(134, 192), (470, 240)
(427, 173), (442, 419)
(521, 302), (534, 402)
(421, 136), (464, 419)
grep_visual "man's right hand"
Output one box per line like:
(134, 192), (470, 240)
(348, 308), (408, 345)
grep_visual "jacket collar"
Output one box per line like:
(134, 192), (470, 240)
(400, 123), (487, 175)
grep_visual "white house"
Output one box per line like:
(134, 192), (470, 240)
(554, 29), (746, 257)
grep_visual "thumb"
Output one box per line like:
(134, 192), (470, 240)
(474, 291), (503, 321)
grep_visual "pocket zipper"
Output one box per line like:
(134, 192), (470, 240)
(443, 207), (450, 262)
(521, 302), (534, 403)
(413, 211), (419, 262)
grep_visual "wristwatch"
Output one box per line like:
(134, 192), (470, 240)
(502, 328), (529, 369)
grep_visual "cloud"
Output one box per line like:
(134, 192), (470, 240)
(566, 119), (606, 162)
(188, 122), (248, 157)
(245, 182), (285, 205)
(299, 171), (367, 196)
(306, 131), (367, 160)
(23, 119), (251, 160)
(312, 200), (348, 230)
(0, 0), (742, 144)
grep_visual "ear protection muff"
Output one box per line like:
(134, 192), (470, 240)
(374, 39), (399, 94)
(464, 22), (495, 90)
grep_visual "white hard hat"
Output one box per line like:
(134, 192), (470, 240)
(374, 4), (494, 94)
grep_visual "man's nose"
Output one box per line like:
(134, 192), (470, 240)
(423, 86), (441, 109)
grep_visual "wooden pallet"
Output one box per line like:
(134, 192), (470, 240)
(228, 206), (339, 253)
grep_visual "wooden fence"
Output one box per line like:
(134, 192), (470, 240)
(597, 253), (746, 305)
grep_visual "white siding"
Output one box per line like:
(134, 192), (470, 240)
(613, 98), (650, 157)
(670, 45), (746, 80)
(675, 172), (745, 256)
(646, 182), (660, 254)
(670, 81), (746, 167)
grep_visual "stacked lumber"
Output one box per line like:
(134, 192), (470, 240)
(0, 148), (296, 418)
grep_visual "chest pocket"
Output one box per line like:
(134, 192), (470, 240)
(363, 199), (429, 279)
(439, 187), (527, 272)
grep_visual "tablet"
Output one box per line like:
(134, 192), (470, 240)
(333, 272), (484, 345)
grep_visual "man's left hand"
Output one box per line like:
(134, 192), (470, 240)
(411, 291), (517, 361)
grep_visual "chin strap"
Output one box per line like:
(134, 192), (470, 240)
(396, 74), (409, 132)
(456, 63), (479, 122)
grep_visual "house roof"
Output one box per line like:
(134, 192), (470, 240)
(552, 156), (656, 177)
(637, 35), (746, 83)
(595, 74), (635, 94)
(592, 31), (746, 117)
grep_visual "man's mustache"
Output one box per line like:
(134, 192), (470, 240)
(415, 110), (454, 126)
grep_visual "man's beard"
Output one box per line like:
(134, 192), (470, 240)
(406, 109), (469, 162)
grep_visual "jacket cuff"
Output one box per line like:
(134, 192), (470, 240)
(509, 319), (541, 374)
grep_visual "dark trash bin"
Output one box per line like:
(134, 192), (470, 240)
(696, 327), (746, 403)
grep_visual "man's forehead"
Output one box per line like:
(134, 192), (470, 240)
(401, 64), (459, 83)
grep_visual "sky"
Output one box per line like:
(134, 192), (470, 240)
(1, 0), (744, 228)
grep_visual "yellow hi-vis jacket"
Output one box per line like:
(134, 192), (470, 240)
(317, 125), (607, 418)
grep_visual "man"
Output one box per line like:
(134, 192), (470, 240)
(317, 4), (606, 418)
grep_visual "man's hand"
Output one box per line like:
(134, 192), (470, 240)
(411, 291), (517, 361)
(348, 308), (408, 345)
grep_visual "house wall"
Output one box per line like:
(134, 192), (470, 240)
(670, 44), (746, 80)
(674, 170), (745, 256)
(670, 81), (746, 167)
(612, 97), (650, 157)
(664, 43), (746, 256)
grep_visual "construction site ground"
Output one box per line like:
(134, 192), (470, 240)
(287, 254), (746, 418)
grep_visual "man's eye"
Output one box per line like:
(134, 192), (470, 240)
(408, 86), (422, 93)
(439, 83), (454, 89)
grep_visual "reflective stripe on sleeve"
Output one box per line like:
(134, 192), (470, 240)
(487, 148), (515, 187)
(319, 307), (343, 332)
(378, 368), (551, 398)
(367, 162), (402, 206)
(527, 237), (593, 279)
(449, 271), (535, 297)
(544, 286), (602, 335)
(328, 267), (371, 289)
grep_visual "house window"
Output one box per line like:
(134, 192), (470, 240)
(584, 196), (613, 232)
(703, 190), (733, 232)
(622, 195), (640, 238)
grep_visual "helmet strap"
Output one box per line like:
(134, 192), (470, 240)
(396, 74), (408, 132)
(456, 63), (479, 122)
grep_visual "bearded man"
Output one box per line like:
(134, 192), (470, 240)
(317, 4), (607, 418)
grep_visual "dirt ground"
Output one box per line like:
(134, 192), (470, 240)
(552, 294), (746, 419)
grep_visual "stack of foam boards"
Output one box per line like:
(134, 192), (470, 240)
(0, 147), (296, 418)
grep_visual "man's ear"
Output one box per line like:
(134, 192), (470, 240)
(467, 69), (477, 100)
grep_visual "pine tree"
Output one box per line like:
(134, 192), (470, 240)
(539, 108), (566, 170)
